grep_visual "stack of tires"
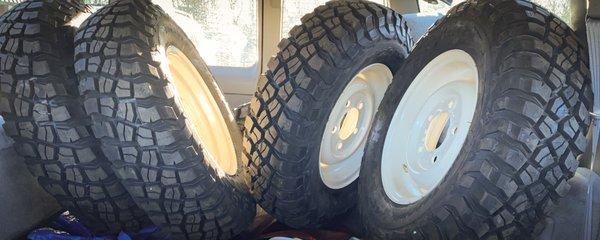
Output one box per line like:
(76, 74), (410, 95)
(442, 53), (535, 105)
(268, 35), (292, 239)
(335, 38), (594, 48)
(0, 0), (592, 239)
(0, 0), (254, 239)
(244, 0), (592, 239)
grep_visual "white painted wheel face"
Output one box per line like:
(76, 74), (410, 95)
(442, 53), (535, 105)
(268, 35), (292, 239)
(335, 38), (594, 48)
(166, 46), (238, 176)
(381, 50), (479, 205)
(320, 63), (392, 189)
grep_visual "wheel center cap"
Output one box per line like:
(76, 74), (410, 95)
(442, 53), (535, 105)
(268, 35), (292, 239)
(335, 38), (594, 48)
(338, 107), (361, 141)
(424, 111), (450, 152)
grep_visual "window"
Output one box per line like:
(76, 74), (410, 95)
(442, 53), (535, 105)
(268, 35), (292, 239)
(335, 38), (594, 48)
(155, 0), (259, 68)
(0, 0), (109, 11)
(417, 0), (465, 14)
(0, 0), (259, 68)
(529, 0), (571, 26)
(281, 0), (387, 37)
(418, 0), (572, 26)
(86, 0), (110, 5)
(0, 1), (17, 12)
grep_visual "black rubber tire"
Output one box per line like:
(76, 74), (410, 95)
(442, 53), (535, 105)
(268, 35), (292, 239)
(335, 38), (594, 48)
(73, 0), (255, 239)
(358, 0), (593, 239)
(243, 0), (412, 228)
(0, 0), (151, 234)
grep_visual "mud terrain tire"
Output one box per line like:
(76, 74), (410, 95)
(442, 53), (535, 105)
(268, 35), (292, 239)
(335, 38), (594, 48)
(244, 0), (412, 228)
(0, 0), (151, 233)
(74, 0), (255, 239)
(358, 0), (593, 239)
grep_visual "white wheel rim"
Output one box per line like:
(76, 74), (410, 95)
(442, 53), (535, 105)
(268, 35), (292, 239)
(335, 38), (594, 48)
(381, 50), (479, 204)
(320, 63), (392, 189)
(166, 46), (238, 175)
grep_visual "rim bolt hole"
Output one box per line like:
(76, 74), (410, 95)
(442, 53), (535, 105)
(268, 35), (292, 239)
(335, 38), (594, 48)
(402, 164), (408, 173)
(346, 100), (351, 107)
(433, 156), (438, 163)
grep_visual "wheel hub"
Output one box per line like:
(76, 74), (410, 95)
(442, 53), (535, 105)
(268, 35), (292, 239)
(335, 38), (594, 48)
(381, 50), (479, 204)
(319, 63), (392, 189)
(424, 111), (450, 152)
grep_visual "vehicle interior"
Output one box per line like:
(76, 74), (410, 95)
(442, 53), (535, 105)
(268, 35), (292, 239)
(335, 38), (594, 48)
(0, 0), (597, 239)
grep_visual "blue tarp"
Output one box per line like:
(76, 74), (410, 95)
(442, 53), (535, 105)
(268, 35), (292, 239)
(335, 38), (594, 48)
(28, 212), (161, 240)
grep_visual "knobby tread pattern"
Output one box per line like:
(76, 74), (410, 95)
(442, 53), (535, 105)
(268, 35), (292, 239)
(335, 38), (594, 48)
(73, 0), (255, 239)
(360, 0), (593, 239)
(243, 0), (412, 228)
(0, 0), (150, 233)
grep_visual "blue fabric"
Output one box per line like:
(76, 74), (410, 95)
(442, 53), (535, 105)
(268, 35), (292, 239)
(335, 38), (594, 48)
(28, 212), (161, 240)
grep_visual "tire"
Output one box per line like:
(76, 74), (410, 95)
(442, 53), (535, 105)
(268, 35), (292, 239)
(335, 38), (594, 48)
(0, 0), (150, 233)
(243, 0), (412, 228)
(358, 0), (592, 239)
(73, 0), (255, 239)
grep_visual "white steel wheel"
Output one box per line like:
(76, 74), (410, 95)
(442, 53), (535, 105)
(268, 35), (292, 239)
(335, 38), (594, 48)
(166, 46), (238, 175)
(319, 63), (392, 189)
(381, 50), (478, 204)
